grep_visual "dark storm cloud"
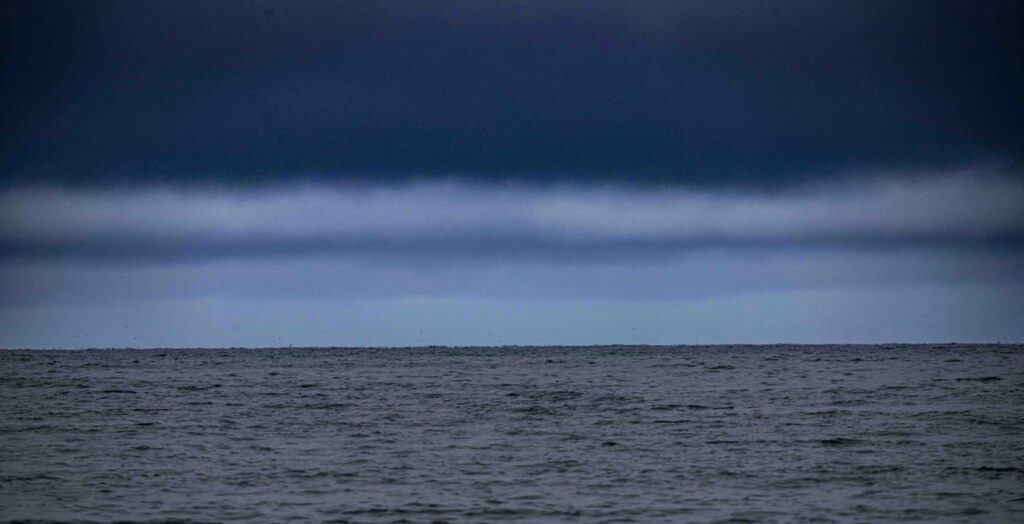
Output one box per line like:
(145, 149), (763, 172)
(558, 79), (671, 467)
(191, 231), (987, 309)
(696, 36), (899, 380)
(2, 0), (1022, 187)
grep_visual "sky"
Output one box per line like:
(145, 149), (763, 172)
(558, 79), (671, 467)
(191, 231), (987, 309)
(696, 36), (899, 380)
(2, 0), (1023, 347)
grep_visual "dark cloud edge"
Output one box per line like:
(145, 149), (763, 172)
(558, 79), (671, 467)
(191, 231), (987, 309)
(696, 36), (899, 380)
(3, 157), (1023, 193)
(3, 231), (1024, 265)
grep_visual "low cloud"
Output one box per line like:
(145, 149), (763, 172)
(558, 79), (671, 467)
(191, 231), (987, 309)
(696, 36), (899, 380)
(3, 168), (1023, 346)
(2, 169), (1022, 262)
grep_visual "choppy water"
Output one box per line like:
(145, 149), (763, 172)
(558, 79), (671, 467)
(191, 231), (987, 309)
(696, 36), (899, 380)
(1, 345), (1022, 523)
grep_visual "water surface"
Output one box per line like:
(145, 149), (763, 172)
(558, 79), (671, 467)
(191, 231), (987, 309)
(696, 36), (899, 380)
(2, 345), (1022, 522)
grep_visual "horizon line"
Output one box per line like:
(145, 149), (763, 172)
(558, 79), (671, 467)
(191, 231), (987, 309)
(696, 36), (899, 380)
(4, 342), (1021, 351)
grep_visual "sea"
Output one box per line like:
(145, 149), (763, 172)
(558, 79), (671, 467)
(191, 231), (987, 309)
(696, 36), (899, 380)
(1, 345), (1022, 523)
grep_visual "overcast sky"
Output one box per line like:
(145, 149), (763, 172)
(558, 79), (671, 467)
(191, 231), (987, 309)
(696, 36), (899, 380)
(2, 1), (1023, 347)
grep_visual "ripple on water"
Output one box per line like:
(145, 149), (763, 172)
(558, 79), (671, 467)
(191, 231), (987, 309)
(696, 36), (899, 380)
(1, 345), (1022, 523)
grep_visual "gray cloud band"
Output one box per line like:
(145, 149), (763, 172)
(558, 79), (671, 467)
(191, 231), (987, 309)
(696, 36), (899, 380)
(2, 171), (1022, 262)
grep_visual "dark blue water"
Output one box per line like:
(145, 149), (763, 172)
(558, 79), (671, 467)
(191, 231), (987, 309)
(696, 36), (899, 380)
(2, 345), (1022, 523)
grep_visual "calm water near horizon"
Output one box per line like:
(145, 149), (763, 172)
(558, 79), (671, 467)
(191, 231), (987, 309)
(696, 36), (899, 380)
(2, 345), (1022, 523)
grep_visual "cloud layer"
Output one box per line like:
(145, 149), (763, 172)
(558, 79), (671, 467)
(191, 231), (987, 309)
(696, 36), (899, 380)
(3, 0), (1022, 185)
(2, 2), (1023, 346)
(3, 169), (1023, 346)
(3, 170), (1022, 263)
